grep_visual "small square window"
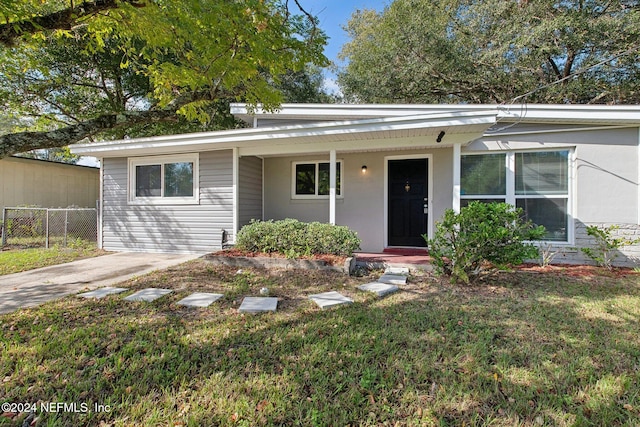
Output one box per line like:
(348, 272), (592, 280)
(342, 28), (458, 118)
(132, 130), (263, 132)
(461, 154), (506, 196)
(293, 161), (342, 198)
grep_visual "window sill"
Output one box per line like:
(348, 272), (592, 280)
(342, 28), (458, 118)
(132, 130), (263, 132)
(128, 198), (200, 206)
(291, 196), (345, 201)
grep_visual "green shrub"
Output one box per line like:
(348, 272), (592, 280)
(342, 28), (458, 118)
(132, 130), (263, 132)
(235, 219), (361, 257)
(425, 202), (545, 284)
(580, 225), (639, 270)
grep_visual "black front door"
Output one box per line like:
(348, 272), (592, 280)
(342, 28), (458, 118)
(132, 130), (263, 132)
(388, 158), (428, 247)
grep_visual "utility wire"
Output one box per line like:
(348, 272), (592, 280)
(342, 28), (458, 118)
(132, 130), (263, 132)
(486, 45), (640, 134)
(510, 45), (640, 104)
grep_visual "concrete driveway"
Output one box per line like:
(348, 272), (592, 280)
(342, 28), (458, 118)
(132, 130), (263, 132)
(0, 252), (202, 315)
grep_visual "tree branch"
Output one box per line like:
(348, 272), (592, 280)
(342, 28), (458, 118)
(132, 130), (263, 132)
(0, 109), (176, 158)
(0, 0), (146, 47)
(547, 56), (562, 80)
(0, 89), (225, 158)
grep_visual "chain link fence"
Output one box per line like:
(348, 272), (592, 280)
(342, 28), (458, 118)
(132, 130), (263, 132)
(1, 207), (98, 248)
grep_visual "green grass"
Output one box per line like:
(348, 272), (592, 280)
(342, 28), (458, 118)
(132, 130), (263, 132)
(0, 243), (104, 275)
(1, 262), (639, 426)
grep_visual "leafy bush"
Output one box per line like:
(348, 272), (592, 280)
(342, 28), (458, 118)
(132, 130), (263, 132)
(235, 219), (361, 257)
(580, 225), (640, 270)
(425, 202), (545, 284)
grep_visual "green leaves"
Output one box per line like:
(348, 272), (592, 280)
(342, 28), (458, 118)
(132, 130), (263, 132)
(0, 0), (328, 156)
(426, 201), (545, 284)
(338, 0), (640, 104)
(235, 219), (361, 257)
(580, 225), (640, 270)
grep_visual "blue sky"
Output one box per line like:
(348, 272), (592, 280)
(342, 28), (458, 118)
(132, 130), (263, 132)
(301, 0), (389, 94)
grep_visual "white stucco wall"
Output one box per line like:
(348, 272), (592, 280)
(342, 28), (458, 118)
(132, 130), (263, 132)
(263, 148), (453, 252)
(264, 125), (639, 266)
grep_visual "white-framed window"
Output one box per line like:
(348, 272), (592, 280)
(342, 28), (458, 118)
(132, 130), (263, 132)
(461, 149), (572, 242)
(128, 153), (199, 205)
(292, 160), (343, 199)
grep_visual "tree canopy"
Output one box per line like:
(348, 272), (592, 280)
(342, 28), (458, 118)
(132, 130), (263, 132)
(0, 0), (328, 158)
(338, 0), (640, 104)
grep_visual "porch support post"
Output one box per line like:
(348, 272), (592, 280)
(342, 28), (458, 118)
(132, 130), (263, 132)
(452, 143), (461, 213)
(232, 147), (239, 241)
(329, 149), (337, 225)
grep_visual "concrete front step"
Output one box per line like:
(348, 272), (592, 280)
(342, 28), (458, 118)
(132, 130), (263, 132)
(385, 267), (409, 275)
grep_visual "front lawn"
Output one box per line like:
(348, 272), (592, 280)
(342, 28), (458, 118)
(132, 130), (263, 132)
(1, 261), (639, 426)
(0, 245), (105, 276)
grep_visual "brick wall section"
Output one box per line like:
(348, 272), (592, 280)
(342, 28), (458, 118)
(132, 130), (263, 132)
(550, 223), (640, 267)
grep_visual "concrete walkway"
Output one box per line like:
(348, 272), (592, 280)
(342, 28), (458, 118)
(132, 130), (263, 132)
(0, 252), (201, 314)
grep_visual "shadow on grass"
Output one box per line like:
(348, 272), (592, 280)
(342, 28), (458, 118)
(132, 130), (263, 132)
(1, 267), (639, 426)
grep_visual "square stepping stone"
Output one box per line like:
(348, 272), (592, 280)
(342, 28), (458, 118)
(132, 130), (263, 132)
(385, 267), (409, 275)
(77, 287), (128, 299)
(379, 274), (407, 285)
(177, 292), (223, 308)
(357, 282), (399, 297)
(124, 288), (172, 302)
(239, 297), (278, 313)
(309, 291), (354, 310)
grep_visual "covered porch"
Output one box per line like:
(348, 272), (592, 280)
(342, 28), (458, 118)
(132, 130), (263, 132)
(248, 111), (497, 252)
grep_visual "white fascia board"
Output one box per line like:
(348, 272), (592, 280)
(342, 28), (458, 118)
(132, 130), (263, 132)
(496, 104), (640, 125)
(70, 110), (498, 157)
(231, 102), (640, 125)
(231, 102), (496, 122)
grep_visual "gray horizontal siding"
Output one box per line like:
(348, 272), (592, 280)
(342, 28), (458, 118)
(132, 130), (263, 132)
(238, 156), (263, 228)
(102, 150), (233, 253)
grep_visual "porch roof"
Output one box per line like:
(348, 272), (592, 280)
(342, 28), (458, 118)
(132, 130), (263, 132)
(70, 110), (498, 158)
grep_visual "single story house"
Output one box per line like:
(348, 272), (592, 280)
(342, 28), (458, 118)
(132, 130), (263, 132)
(71, 103), (640, 266)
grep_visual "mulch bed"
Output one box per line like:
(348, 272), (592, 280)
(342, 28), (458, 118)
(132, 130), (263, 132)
(211, 248), (348, 267)
(517, 262), (638, 278)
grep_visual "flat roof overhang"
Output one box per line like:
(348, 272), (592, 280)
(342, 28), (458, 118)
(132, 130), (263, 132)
(231, 103), (640, 126)
(71, 110), (498, 158)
